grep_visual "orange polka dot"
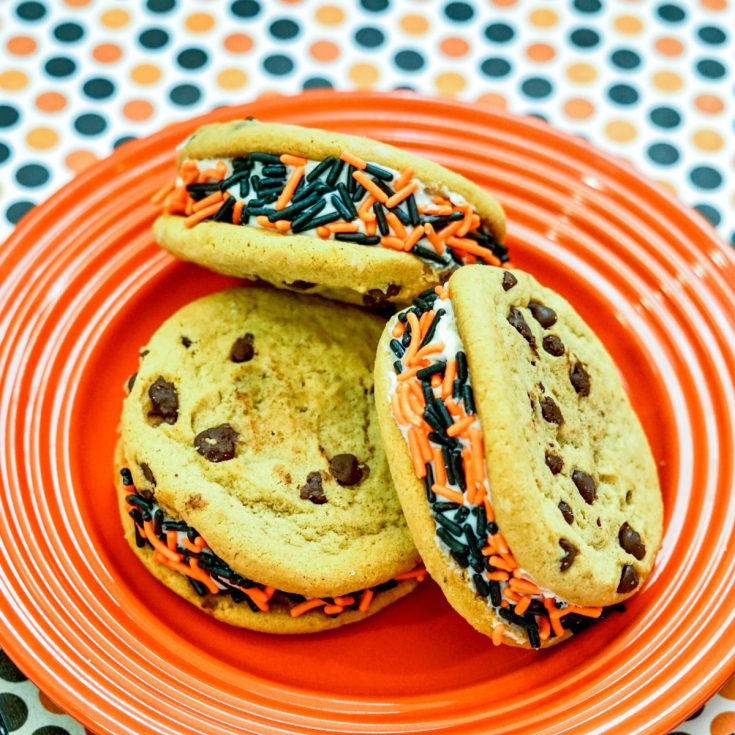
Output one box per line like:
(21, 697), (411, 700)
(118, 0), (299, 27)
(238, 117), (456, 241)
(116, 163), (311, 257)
(257, 90), (283, 101)
(130, 64), (161, 85)
(0, 70), (29, 91)
(315, 5), (344, 25)
(529, 8), (558, 27)
(711, 711), (735, 735)
(400, 14), (430, 35)
(348, 63), (379, 88)
(100, 8), (130, 29)
(614, 15), (644, 34)
(566, 63), (597, 84)
(652, 70), (683, 92)
(35, 92), (67, 112)
(656, 180), (678, 196)
(65, 0), (91, 5)
(692, 128), (724, 151)
(435, 72), (466, 96)
(93, 43), (122, 63)
(65, 150), (98, 174)
(123, 99), (154, 121)
(604, 119), (637, 143)
(564, 97), (595, 120)
(476, 93), (508, 109)
(7, 35), (37, 56)
(440, 37), (469, 57)
(39, 691), (66, 715)
(655, 37), (684, 56)
(526, 42), (555, 62)
(186, 12), (215, 32)
(492, 0), (518, 6)
(701, 0), (727, 8)
(719, 671), (735, 699)
(224, 33), (252, 54)
(216, 68), (248, 90)
(310, 41), (339, 62)
(695, 93), (724, 114)
(26, 127), (59, 150)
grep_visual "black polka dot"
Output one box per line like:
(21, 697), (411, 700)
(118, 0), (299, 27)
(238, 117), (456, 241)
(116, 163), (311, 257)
(169, 84), (201, 106)
(114, 135), (136, 148)
(527, 113), (548, 123)
(6, 201), (34, 225)
(270, 19), (299, 39)
(690, 166), (722, 190)
(393, 84), (415, 91)
(0, 652), (26, 683)
(570, 28), (600, 48)
(355, 27), (384, 47)
(608, 83), (639, 105)
(610, 49), (641, 70)
(53, 22), (84, 42)
(686, 706), (705, 721)
(146, 0), (176, 11)
(44, 57), (77, 78)
(0, 142), (10, 164)
(361, 0), (389, 10)
(0, 692), (28, 729)
(74, 113), (107, 136)
(731, 232), (735, 248)
(647, 142), (680, 165)
(694, 204), (721, 226)
(177, 48), (208, 70)
(82, 77), (115, 100)
(32, 728), (74, 735)
(263, 54), (294, 75)
(444, 2), (474, 21)
(484, 23), (514, 42)
(0, 106), (20, 128)
(657, 3), (686, 21)
(573, 0), (602, 11)
(230, 0), (260, 17)
(649, 106), (681, 128)
(698, 26), (727, 44)
(16, 1), (46, 20)
(394, 50), (425, 71)
(521, 77), (553, 98)
(302, 77), (333, 89)
(15, 164), (50, 187)
(480, 57), (512, 78)
(138, 28), (169, 49)
(696, 59), (726, 78)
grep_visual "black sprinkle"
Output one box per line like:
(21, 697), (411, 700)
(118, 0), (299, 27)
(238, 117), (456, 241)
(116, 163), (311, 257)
(416, 361), (446, 380)
(412, 245), (448, 265)
(346, 165), (359, 197)
(423, 211), (464, 227)
(267, 192), (320, 221)
(435, 512), (463, 536)
(437, 526), (467, 554)
(488, 580), (502, 606)
(419, 308), (445, 348)
(442, 446), (456, 485)
(153, 508), (163, 537)
(373, 201), (389, 235)
(472, 505), (487, 539)
(120, 468), (133, 486)
(326, 158), (345, 187)
(456, 351), (468, 383)
(293, 181), (329, 203)
(451, 549), (470, 568)
(262, 164), (286, 178)
(335, 232), (369, 243)
(406, 194), (420, 226)
(487, 521), (499, 535)
(473, 573), (490, 597)
(133, 524), (146, 548)
(330, 192), (353, 221)
(213, 196), (235, 222)
(372, 177), (395, 198)
(423, 406), (444, 433)
(306, 156), (335, 182)
(389, 338), (406, 358)
(249, 152), (280, 164)
(187, 577), (208, 596)
(455, 506), (470, 523)
(421, 379), (434, 404)
(453, 377), (463, 400)
(335, 182), (358, 219)
(393, 359), (403, 374)
(428, 431), (455, 448)
(462, 384), (475, 415)
(424, 463), (436, 502)
(432, 501), (461, 512)
(290, 199), (327, 232)
(306, 210), (345, 231)
(434, 399), (454, 428)
(392, 205), (411, 225)
(463, 524), (482, 558)
(451, 450), (466, 490)
(365, 161), (393, 180)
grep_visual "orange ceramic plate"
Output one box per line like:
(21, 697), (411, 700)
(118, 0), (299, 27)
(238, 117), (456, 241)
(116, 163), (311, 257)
(0, 92), (734, 735)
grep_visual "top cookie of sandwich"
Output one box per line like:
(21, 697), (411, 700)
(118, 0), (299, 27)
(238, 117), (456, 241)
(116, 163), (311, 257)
(153, 119), (506, 307)
(121, 286), (418, 598)
(450, 266), (663, 607)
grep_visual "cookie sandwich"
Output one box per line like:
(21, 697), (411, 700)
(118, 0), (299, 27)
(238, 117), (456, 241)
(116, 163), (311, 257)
(118, 286), (423, 633)
(374, 266), (663, 648)
(152, 119), (507, 307)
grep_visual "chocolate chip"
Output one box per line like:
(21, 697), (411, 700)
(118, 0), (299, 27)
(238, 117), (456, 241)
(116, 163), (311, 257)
(148, 377), (179, 424)
(619, 522), (646, 560)
(502, 271), (517, 291)
(507, 307), (536, 349)
(181, 336), (192, 348)
(140, 349), (150, 358)
(362, 284), (400, 307)
(559, 539), (577, 571)
(596, 518), (602, 527)
(617, 564), (639, 593)
(329, 454), (364, 486)
(572, 470), (596, 504)
(126, 371), (137, 392)
(542, 335), (565, 356)
(299, 471), (327, 504)
(528, 301), (558, 328)
(570, 361), (591, 396)
(286, 280), (316, 290)
(545, 452), (563, 474)
(540, 396), (563, 425)
(194, 423), (239, 462)
(230, 333), (255, 363)
(558, 501), (574, 524)
(140, 463), (156, 486)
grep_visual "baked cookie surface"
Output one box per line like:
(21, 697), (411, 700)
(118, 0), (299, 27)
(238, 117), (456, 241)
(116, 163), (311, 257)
(121, 286), (419, 603)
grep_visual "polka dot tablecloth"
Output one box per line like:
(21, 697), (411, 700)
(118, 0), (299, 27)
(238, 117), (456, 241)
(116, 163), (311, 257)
(0, 0), (733, 733)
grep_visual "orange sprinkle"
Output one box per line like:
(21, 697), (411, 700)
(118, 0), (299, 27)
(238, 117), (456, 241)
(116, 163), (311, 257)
(485, 570), (509, 582)
(391, 393), (408, 426)
(359, 589), (374, 612)
(397, 365), (422, 382)
(447, 236), (500, 265)
(424, 222), (446, 254)
(494, 533), (510, 555)
(421, 205), (453, 216)
(408, 429), (427, 477)
(395, 166), (414, 190)
(275, 165), (305, 210)
(504, 588), (521, 603)
(232, 199), (244, 225)
(456, 204), (473, 237)
(432, 446), (447, 485)
(400, 388), (422, 427)
(151, 181), (175, 205)
(195, 536), (206, 549)
(488, 555), (514, 573)
(444, 398), (461, 417)
(431, 373), (442, 388)
(358, 194), (376, 220)
(256, 215), (277, 229)
(432, 484), (465, 504)
(385, 182), (418, 209)
(438, 220), (463, 240)
(184, 203), (222, 228)
(280, 153), (307, 167)
(415, 427), (433, 463)
(166, 530), (178, 551)
(340, 150), (367, 170)
(187, 559), (222, 595)
(381, 236), (405, 251)
(403, 224), (426, 251)
(418, 309), (433, 334)
(462, 447), (475, 499)
(492, 624), (506, 646)
(441, 359), (456, 399)
(404, 311), (422, 364)
(407, 391), (424, 419)
(538, 616), (551, 642)
(435, 285), (449, 299)
(334, 595), (355, 606)
(550, 613), (565, 637)
(562, 605), (603, 619)
(353, 170), (388, 203)
(317, 226), (330, 238)
(392, 320), (405, 338)
(329, 222), (360, 233)
(408, 379), (426, 406)
(386, 211), (407, 239)
(192, 190), (224, 212)
(411, 343), (445, 364)
(500, 551), (518, 570)
(323, 604), (344, 614)
(395, 566), (427, 581)
(289, 598), (326, 618)
(181, 537), (200, 554)
(447, 415), (476, 437)
(469, 428), (485, 485)
(509, 578), (542, 596)
(365, 218), (377, 236)
(483, 496), (495, 523)
(274, 220), (291, 232)
(199, 166), (225, 181)
(514, 596), (531, 616)
(432, 195), (452, 206)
